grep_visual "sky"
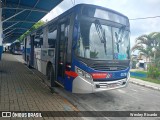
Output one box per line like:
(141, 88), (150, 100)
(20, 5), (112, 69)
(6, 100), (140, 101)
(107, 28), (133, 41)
(42, 0), (160, 53)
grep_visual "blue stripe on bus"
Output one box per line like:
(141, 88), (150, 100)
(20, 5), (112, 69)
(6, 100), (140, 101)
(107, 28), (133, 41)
(0, 46), (3, 60)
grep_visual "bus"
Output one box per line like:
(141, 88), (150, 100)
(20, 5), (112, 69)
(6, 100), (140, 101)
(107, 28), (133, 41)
(10, 40), (23, 54)
(23, 4), (130, 93)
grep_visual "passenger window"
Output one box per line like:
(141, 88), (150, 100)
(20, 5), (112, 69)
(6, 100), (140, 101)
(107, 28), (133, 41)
(65, 25), (69, 37)
(48, 25), (57, 48)
(35, 30), (43, 48)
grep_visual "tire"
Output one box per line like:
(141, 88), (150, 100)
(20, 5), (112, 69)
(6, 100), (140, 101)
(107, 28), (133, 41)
(47, 65), (56, 87)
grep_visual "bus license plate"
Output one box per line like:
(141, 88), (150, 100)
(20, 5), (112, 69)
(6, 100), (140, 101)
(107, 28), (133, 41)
(107, 83), (120, 88)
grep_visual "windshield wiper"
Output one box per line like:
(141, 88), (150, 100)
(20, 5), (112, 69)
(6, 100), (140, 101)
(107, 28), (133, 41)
(115, 25), (126, 53)
(94, 19), (107, 55)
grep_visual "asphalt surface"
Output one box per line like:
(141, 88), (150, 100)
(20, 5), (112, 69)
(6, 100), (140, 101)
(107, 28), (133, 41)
(14, 54), (160, 120)
(56, 82), (160, 120)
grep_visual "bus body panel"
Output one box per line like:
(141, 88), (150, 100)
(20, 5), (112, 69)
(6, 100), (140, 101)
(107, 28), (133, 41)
(34, 48), (55, 75)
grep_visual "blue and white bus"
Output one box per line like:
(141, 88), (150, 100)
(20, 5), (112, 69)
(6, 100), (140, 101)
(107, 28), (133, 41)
(23, 4), (130, 93)
(10, 40), (23, 54)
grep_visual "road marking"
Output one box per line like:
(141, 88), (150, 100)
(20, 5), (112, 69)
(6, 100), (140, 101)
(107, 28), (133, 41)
(117, 89), (126, 93)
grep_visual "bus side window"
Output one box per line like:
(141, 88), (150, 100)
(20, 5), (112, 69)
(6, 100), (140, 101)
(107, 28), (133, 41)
(65, 25), (69, 38)
(48, 25), (57, 48)
(35, 30), (43, 48)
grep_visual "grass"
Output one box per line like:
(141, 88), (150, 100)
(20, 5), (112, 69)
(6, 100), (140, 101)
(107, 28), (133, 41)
(131, 76), (160, 84)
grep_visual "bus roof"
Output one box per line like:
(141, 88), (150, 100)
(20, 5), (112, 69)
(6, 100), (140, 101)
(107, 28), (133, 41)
(28, 4), (129, 36)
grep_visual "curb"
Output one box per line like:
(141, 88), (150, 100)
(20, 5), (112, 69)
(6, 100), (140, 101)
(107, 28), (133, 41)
(129, 80), (160, 91)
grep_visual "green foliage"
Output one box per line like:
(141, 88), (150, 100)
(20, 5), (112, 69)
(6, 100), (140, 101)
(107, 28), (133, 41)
(131, 61), (137, 69)
(147, 64), (160, 79)
(90, 51), (99, 58)
(155, 58), (160, 69)
(18, 20), (45, 42)
(132, 32), (160, 61)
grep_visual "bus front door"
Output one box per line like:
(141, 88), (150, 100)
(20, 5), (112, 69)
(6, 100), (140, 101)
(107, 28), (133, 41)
(30, 35), (35, 67)
(57, 22), (69, 86)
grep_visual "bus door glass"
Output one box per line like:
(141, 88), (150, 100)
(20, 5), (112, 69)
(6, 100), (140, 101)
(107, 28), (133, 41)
(57, 20), (69, 85)
(30, 35), (35, 66)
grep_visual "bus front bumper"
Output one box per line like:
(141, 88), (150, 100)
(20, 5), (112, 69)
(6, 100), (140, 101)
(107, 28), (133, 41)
(72, 74), (130, 93)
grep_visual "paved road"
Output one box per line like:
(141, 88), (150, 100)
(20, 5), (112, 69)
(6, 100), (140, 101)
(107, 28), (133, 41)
(56, 82), (160, 120)
(0, 54), (82, 120)
(14, 54), (160, 120)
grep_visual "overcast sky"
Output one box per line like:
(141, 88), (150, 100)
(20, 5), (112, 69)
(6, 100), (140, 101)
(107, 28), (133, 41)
(42, 0), (160, 50)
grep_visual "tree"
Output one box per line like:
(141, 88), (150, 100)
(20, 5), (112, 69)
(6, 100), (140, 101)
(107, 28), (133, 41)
(132, 32), (160, 62)
(151, 32), (160, 58)
(18, 20), (45, 42)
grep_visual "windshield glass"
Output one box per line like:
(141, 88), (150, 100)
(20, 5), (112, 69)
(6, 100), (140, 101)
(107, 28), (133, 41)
(82, 6), (129, 25)
(113, 27), (130, 60)
(75, 19), (130, 60)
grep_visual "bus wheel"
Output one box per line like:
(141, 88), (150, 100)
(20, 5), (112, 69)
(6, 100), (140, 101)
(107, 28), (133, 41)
(47, 65), (56, 87)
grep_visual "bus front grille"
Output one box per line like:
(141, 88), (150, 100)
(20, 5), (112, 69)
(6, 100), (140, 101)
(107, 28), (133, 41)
(90, 64), (127, 71)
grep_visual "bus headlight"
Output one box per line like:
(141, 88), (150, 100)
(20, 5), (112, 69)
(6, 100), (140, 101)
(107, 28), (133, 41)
(76, 67), (84, 76)
(75, 66), (92, 81)
(85, 73), (92, 80)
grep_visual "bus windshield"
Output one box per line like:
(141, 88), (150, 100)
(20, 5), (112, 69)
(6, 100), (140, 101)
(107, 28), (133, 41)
(75, 19), (130, 60)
